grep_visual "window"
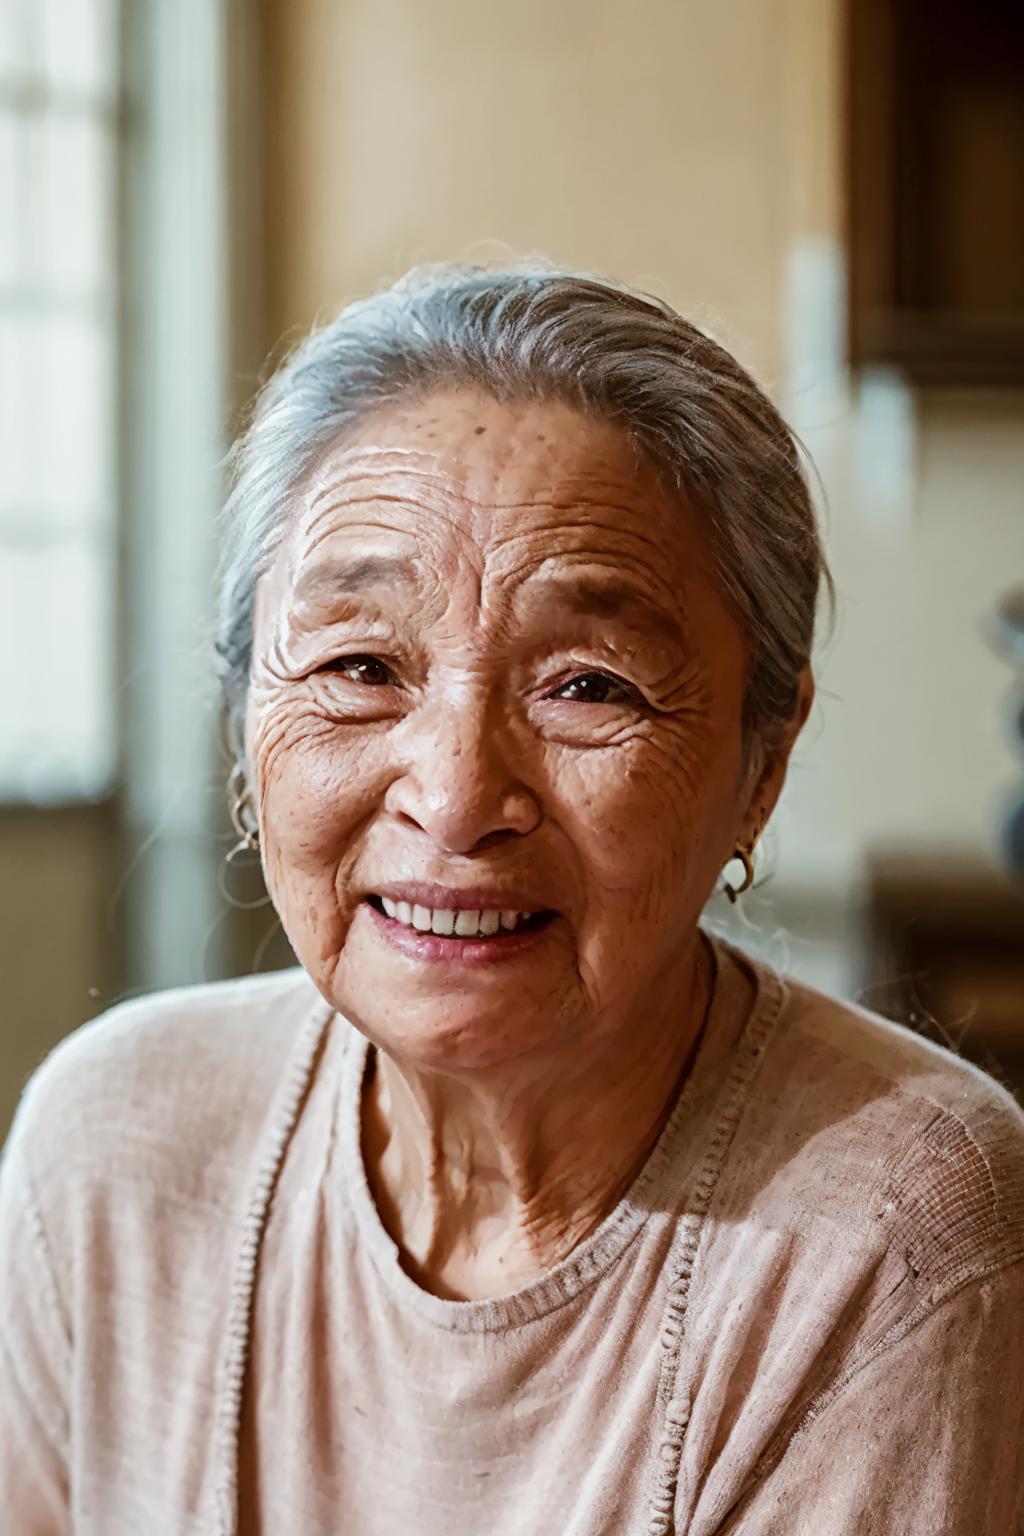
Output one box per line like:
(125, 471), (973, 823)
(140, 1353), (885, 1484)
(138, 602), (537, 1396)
(0, 0), (120, 800)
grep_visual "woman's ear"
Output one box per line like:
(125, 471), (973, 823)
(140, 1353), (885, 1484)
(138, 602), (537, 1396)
(740, 666), (815, 845)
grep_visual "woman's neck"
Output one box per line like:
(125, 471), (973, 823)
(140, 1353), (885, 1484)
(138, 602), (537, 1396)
(360, 930), (716, 1301)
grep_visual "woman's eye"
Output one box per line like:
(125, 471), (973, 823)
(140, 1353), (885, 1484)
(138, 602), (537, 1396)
(321, 654), (394, 686)
(552, 671), (636, 705)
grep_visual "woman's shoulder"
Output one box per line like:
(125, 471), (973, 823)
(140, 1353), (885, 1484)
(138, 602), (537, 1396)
(776, 963), (1024, 1159)
(4, 968), (326, 1211)
(726, 945), (1024, 1293)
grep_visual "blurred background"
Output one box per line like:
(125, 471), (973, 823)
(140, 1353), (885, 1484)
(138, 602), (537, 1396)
(2, 0), (1023, 1137)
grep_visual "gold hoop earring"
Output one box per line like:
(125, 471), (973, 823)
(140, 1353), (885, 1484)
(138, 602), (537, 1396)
(227, 763), (259, 853)
(723, 845), (755, 903)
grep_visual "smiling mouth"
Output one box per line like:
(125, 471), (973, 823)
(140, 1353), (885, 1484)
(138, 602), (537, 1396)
(366, 895), (557, 939)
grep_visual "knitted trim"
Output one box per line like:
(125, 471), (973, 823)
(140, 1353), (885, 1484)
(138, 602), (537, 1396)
(0, 1324), (68, 1455)
(645, 961), (786, 1536)
(339, 987), (730, 1333)
(0, 1147), (73, 1452)
(208, 940), (786, 1536)
(336, 929), (742, 1333)
(18, 1151), (73, 1357)
(212, 1001), (334, 1536)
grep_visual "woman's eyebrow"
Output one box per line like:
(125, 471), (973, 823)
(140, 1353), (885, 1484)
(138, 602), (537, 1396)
(293, 555), (419, 605)
(524, 576), (685, 640)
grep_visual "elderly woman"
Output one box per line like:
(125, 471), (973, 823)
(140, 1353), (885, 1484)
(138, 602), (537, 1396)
(2, 264), (1022, 1536)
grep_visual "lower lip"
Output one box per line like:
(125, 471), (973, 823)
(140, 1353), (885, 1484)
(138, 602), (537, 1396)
(364, 900), (556, 966)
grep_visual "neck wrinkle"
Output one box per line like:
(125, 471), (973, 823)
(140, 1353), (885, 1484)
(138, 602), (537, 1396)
(360, 928), (718, 1299)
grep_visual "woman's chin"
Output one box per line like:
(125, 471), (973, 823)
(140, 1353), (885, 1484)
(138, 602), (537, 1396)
(285, 899), (580, 1072)
(322, 926), (576, 1075)
(355, 1004), (558, 1076)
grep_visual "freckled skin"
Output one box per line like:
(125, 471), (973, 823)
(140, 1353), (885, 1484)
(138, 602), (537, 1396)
(247, 391), (812, 1299)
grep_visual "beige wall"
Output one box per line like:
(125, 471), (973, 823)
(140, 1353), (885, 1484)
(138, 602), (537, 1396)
(780, 388), (1024, 883)
(264, 0), (838, 378)
(262, 0), (1024, 992)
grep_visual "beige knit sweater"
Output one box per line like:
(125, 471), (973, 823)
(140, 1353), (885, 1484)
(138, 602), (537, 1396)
(2, 932), (1023, 1535)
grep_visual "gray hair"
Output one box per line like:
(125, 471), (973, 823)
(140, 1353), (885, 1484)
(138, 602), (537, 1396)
(217, 260), (833, 785)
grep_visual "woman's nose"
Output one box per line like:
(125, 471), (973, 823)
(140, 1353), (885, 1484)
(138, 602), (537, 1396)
(383, 686), (541, 854)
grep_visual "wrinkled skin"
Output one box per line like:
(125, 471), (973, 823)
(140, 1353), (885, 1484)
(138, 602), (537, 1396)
(247, 391), (812, 1298)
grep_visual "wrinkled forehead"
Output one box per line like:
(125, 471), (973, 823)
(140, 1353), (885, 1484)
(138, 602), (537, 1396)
(247, 393), (750, 709)
(306, 392), (651, 512)
(272, 391), (705, 587)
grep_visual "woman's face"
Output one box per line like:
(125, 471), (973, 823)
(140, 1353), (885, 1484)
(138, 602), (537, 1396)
(248, 391), (776, 1070)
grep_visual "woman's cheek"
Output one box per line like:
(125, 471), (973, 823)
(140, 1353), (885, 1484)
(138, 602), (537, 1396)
(257, 709), (377, 875)
(565, 734), (696, 848)
(564, 739), (709, 919)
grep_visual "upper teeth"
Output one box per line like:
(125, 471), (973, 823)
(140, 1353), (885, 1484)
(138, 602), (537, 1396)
(380, 898), (529, 936)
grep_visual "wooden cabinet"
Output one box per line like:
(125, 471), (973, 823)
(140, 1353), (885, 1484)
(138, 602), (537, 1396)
(863, 856), (1024, 1102)
(847, 1), (1024, 383)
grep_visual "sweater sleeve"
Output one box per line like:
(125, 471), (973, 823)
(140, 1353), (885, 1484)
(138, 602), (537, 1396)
(0, 1133), (72, 1536)
(731, 1261), (1024, 1536)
